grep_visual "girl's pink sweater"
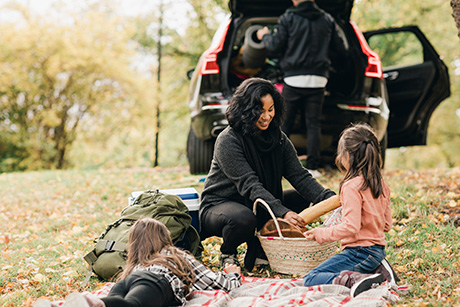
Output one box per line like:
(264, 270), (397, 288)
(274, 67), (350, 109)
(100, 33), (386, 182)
(313, 176), (392, 249)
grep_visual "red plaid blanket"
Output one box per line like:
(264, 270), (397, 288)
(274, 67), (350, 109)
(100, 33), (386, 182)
(54, 277), (402, 306)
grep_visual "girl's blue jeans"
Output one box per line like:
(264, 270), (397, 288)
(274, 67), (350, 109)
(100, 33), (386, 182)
(303, 245), (386, 286)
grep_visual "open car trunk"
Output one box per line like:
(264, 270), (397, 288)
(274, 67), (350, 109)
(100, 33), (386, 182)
(228, 0), (354, 22)
(223, 16), (366, 102)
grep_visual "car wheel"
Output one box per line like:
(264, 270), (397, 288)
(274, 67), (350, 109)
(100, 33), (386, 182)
(380, 132), (388, 168)
(187, 127), (214, 175)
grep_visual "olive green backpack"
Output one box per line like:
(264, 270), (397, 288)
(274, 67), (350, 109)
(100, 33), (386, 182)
(83, 190), (201, 283)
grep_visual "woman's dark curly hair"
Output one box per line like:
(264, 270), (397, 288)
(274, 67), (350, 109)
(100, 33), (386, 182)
(226, 77), (284, 136)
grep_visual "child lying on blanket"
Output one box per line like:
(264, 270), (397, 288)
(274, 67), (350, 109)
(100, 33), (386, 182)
(303, 124), (395, 297)
(34, 217), (242, 307)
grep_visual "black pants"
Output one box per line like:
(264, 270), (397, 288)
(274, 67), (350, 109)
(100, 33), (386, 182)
(101, 271), (178, 307)
(200, 189), (312, 256)
(281, 84), (325, 170)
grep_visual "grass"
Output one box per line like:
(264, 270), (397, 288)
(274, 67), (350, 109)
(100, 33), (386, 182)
(0, 166), (459, 306)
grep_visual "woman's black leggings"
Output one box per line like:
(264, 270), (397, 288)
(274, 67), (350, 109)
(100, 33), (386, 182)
(101, 271), (178, 307)
(200, 189), (311, 255)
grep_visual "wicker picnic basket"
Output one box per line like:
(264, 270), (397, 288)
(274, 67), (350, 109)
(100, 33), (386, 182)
(253, 198), (339, 275)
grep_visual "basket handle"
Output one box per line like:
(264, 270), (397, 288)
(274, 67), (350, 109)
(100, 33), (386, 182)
(253, 198), (285, 239)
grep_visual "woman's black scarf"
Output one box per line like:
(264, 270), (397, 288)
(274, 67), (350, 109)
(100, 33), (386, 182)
(236, 127), (284, 206)
(235, 127), (284, 270)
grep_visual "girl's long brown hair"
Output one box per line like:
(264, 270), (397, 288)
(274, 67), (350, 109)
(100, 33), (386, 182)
(335, 123), (384, 198)
(119, 217), (194, 292)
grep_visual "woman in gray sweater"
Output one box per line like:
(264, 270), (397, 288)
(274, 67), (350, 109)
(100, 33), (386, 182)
(199, 77), (336, 271)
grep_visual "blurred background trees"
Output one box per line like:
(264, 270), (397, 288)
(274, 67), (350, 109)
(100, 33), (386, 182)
(452, 0), (460, 39)
(0, 0), (458, 172)
(353, 0), (460, 169)
(0, 1), (145, 171)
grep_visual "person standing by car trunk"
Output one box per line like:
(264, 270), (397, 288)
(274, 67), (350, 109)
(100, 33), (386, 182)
(257, 0), (348, 177)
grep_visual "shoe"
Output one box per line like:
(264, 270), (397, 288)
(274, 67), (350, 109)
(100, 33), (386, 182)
(307, 169), (322, 178)
(254, 245), (269, 266)
(350, 273), (385, 297)
(333, 270), (385, 297)
(244, 238), (266, 271)
(220, 253), (240, 269)
(332, 270), (355, 287)
(254, 257), (269, 266)
(374, 258), (400, 286)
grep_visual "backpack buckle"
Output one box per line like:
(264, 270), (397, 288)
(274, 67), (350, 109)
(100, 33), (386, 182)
(105, 240), (115, 251)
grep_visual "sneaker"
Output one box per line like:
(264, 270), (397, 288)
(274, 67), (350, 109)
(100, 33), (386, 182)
(307, 169), (322, 178)
(244, 240), (268, 271)
(220, 253), (240, 269)
(254, 257), (269, 266)
(254, 246), (269, 266)
(333, 270), (385, 297)
(374, 258), (400, 286)
(350, 273), (385, 297)
(332, 270), (355, 287)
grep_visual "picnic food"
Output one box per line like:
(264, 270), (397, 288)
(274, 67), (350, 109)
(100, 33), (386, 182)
(305, 221), (322, 230)
(260, 195), (341, 237)
(298, 195), (341, 225)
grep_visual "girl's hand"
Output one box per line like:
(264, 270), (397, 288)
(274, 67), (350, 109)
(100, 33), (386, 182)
(283, 211), (306, 228)
(224, 263), (241, 274)
(304, 229), (316, 241)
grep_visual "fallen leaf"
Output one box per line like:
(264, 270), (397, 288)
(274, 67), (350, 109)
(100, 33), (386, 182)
(33, 273), (47, 283)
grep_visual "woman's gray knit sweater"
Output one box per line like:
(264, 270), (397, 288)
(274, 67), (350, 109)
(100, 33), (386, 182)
(200, 127), (336, 219)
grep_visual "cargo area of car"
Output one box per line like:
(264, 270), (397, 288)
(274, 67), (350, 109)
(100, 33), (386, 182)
(223, 17), (365, 102)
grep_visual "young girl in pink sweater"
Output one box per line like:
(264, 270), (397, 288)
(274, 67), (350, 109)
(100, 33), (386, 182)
(303, 123), (393, 297)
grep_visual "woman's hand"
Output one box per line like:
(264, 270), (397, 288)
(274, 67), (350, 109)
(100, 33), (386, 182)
(283, 211), (305, 228)
(224, 263), (241, 274)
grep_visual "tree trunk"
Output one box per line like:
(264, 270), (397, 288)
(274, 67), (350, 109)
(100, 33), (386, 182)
(452, 0), (460, 40)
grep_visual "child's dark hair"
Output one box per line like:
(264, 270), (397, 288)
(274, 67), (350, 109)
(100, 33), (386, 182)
(226, 77), (284, 136)
(335, 123), (384, 198)
(119, 218), (194, 292)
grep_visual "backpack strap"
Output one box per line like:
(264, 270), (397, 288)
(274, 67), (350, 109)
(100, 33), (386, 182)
(94, 240), (127, 255)
(84, 240), (128, 268)
(184, 226), (203, 257)
(82, 239), (128, 287)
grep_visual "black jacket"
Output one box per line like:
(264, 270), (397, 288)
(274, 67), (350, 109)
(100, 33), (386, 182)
(262, 1), (347, 78)
(200, 126), (336, 219)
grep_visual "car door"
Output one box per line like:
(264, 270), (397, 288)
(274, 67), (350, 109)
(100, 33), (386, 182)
(364, 26), (450, 148)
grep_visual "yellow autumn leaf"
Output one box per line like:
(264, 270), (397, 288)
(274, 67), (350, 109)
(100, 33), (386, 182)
(396, 265), (408, 273)
(33, 273), (47, 283)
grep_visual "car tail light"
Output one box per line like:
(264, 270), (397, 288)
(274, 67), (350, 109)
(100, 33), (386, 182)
(350, 21), (383, 79)
(200, 20), (231, 75)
